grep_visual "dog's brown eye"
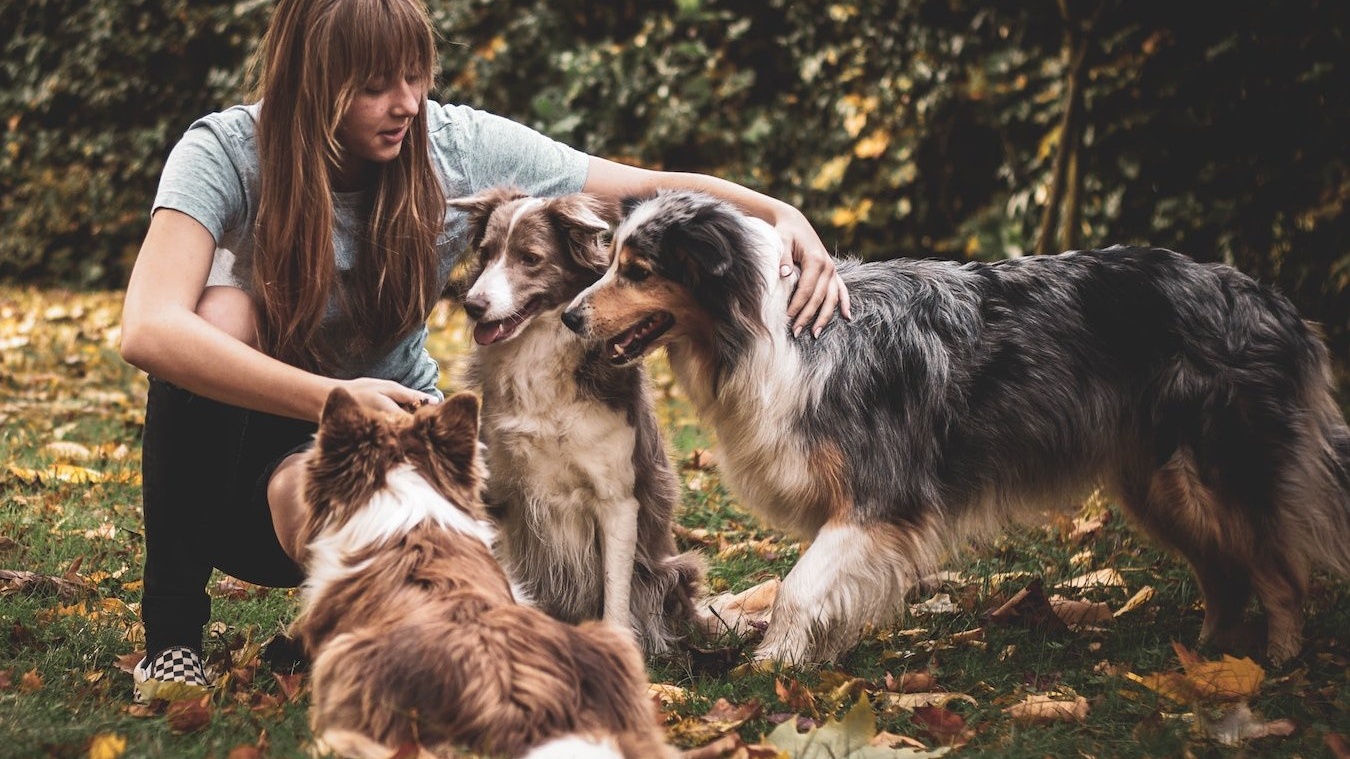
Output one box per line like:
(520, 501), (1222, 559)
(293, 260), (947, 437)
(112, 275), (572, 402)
(623, 265), (649, 282)
(520, 252), (544, 267)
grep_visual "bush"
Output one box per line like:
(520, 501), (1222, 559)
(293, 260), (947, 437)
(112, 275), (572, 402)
(3, 0), (1346, 360)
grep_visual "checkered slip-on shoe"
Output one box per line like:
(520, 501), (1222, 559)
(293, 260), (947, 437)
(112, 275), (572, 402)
(132, 645), (210, 703)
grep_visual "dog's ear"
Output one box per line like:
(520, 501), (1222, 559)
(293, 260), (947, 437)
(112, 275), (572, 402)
(448, 186), (527, 250)
(547, 193), (618, 274)
(417, 391), (482, 490)
(316, 387), (367, 452)
(306, 387), (393, 524)
(663, 201), (744, 280)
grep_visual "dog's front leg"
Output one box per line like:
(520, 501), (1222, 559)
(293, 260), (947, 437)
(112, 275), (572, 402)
(599, 498), (640, 640)
(755, 519), (934, 665)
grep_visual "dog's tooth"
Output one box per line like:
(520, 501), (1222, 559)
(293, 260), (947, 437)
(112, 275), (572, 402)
(613, 343), (626, 357)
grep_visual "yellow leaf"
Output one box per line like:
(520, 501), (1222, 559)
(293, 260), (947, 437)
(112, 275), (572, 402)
(811, 155), (852, 191)
(1114, 585), (1155, 617)
(1058, 568), (1126, 589)
(88, 733), (127, 759)
(854, 130), (891, 159)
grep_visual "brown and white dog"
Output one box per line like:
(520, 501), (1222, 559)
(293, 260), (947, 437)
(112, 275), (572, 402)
(563, 189), (1350, 666)
(290, 388), (676, 759)
(448, 187), (703, 656)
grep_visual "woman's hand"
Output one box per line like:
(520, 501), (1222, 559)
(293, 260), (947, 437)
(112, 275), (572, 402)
(774, 207), (852, 338)
(582, 156), (853, 336)
(338, 377), (440, 415)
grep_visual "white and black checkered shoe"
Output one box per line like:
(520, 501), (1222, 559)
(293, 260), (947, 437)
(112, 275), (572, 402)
(132, 645), (210, 703)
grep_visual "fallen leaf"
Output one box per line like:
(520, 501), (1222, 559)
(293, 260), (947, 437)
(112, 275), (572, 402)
(20, 669), (42, 693)
(274, 671), (305, 702)
(165, 694), (212, 734)
(1114, 586), (1155, 617)
(776, 677), (819, 716)
(885, 671), (937, 694)
(88, 733), (127, 759)
(649, 682), (689, 705)
(1047, 595), (1114, 627)
(1326, 732), (1350, 759)
(226, 747), (263, 759)
(1004, 693), (1090, 724)
(767, 695), (949, 757)
(911, 705), (973, 748)
(44, 441), (93, 460)
(910, 593), (957, 616)
(670, 698), (764, 747)
(874, 691), (978, 711)
(1058, 568), (1126, 590)
(1198, 702), (1296, 746)
(987, 579), (1068, 632)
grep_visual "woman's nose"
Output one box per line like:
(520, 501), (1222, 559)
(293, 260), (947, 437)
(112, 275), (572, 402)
(392, 80), (420, 117)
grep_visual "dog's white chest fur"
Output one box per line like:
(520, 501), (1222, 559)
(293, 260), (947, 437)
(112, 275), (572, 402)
(477, 313), (638, 504)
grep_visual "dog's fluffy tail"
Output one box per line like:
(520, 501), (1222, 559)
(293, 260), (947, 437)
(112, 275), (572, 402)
(632, 550), (706, 655)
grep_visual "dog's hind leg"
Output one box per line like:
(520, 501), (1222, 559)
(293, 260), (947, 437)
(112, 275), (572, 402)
(755, 517), (942, 665)
(1120, 450), (1260, 651)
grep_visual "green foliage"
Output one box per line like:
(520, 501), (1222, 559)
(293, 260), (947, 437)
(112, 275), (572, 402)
(2, 0), (1348, 357)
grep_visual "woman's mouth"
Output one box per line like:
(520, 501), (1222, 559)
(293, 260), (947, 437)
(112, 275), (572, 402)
(378, 126), (408, 145)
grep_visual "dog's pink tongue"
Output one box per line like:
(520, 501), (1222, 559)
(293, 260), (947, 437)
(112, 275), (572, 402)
(473, 321), (508, 346)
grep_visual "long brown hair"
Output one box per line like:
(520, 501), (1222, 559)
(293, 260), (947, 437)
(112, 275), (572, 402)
(249, 0), (444, 373)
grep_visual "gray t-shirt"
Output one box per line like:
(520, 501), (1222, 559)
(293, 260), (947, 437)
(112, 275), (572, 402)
(152, 100), (590, 394)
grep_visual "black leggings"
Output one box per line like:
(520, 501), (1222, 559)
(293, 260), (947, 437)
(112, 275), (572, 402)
(140, 377), (315, 655)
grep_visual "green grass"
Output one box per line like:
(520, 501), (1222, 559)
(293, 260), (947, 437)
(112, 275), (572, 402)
(2, 287), (1348, 758)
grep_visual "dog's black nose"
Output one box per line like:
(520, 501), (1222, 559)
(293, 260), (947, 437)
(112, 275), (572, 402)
(463, 296), (487, 321)
(561, 308), (584, 333)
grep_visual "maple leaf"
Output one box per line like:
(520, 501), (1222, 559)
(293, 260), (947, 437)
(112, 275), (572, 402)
(766, 696), (948, 758)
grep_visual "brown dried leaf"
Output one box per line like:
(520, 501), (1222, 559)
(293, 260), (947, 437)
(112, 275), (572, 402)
(912, 705), (973, 748)
(1004, 693), (1089, 724)
(1047, 595), (1114, 627)
(165, 694), (212, 734)
(20, 668), (43, 693)
(273, 671), (306, 702)
(987, 579), (1068, 632)
(1326, 732), (1350, 759)
(885, 671), (937, 694)
(776, 677), (818, 717)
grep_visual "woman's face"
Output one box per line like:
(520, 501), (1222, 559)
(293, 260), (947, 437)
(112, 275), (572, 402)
(335, 72), (425, 173)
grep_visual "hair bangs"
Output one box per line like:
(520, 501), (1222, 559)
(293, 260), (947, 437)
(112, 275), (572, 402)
(327, 0), (437, 95)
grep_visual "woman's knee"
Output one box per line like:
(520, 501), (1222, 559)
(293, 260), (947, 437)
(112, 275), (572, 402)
(267, 453), (310, 563)
(196, 286), (259, 348)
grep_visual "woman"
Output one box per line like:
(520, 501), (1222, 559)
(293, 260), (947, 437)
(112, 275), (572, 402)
(119, 0), (849, 698)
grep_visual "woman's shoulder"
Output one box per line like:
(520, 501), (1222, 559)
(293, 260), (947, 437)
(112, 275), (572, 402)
(181, 103), (260, 153)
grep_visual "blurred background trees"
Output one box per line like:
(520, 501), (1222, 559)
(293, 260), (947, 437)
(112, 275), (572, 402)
(3, 0), (1346, 365)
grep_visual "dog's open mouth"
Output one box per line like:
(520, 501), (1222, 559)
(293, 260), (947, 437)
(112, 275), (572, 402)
(605, 311), (674, 364)
(472, 298), (543, 346)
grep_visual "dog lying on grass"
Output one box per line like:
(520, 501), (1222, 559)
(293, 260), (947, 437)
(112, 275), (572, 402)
(290, 388), (676, 758)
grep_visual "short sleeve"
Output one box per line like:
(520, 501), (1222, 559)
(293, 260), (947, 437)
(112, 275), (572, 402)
(152, 126), (248, 247)
(428, 103), (590, 199)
